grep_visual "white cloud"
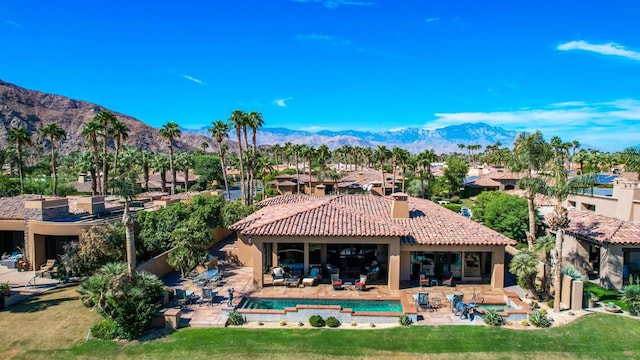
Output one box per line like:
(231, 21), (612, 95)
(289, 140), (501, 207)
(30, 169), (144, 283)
(557, 40), (640, 61)
(274, 97), (293, 107)
(290, 0), (375, 9)
(4, 19), (23, 28)
(427, 100), (640, 151)
(295, 33), (352, 47)
(182, 74), (206, 85)
(425, 17), (440, 23)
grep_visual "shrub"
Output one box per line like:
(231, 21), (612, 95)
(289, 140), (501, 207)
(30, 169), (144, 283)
(351, 321), (357, 327)
(91, 319), (117, 340)
(450, 195), (460, 203)
(226, 311), (246, 326)
(622, 275), (640, 316)
(529, 309), (553, 328)
(482, 309), (505, 326)
(562, 264), (585, 280)
(298, 321), (304, 327)
(309, 315), (325, 327)
(521, 319), (530, 326)
(280, 320), (287, 327)
(546, 300), (554, 308)
(326, 316), (341, 328)
(398, 314), (413, 326)
(442, 204), (462, 213)
(370, 323), (376, 328)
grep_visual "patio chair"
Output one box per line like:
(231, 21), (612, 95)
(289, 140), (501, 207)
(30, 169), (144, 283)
(415, 292), (435, 312)
(331, 273), (343, 290)
(302, 267), (321, 286)
(175, 288), (192, 308)
(451, 293), (464, 315)
(35, 259), (57, 278)
(442, 273), (455, 287)
(199, 287), (218, 307)
(419, 273), (430, 288)
(355, 274), (367, 291)
(272, 267), (286, 286)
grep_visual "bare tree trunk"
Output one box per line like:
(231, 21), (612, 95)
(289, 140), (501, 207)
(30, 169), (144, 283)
(169, 145), (176, 195)
(124, 201), (136, 275)
(51, 146), (58, 196)
(527, 194), (537, 249)
(553, 228), (564, 312)
(219, 144), (230, 200)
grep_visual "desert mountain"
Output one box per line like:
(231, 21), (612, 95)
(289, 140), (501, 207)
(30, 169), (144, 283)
(0, 79), (222, 153)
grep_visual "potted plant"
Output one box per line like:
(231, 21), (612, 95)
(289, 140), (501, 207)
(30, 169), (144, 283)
(0, 282), (10, 297)
(604, 302), (621, 313)
(588, 292), (599, 308)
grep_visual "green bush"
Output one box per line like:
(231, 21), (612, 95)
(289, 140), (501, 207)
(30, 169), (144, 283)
(622, 276), (640, 316)
(442, 204), (462, 213)
(450, 195), (460, 203)
(309, 315), (325, 327)
(226, 311), (246, 326)
(546, 300), (554, 308)
(529, 309), (553, 328)
(482, 309), (505, 326)
(326, 316), (341, 328)
(398, 314), (413, 326)
(91, 318), (117, 340)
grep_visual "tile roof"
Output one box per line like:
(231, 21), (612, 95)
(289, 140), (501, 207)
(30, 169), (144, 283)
(232, 194), (515, 246)
(552, 210), (640, 245)
(467, 171), (528, 188)
(0, 194), (44, 220)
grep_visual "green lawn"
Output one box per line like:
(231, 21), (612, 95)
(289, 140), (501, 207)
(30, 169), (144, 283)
(19, 315), (640, 360)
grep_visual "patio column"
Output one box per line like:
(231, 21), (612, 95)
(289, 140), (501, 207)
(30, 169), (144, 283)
(491, 248), (505, 288)
(388, 240), (400, 290)
(303, 243), (309, 275)
(252, 240), (263, 288)
(272, 242), (279, 269)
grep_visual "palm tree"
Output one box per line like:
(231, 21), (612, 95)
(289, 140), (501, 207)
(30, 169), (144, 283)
(509, 249), (540, 300)
(534, 235), (556, 300)
(38, 123), (66, 196)
(175, 151), (194, 191)
(417, 149), (437, 199)
(246, 111), (264, 204)
(229, 110), (247, 204)
(328, 169), (342, 195)
(208, 120), (231, 199)
(302, 145), (315, 194)
(547, 139), (596, 312)
(200, 141), (209, 153)
(7, 126), (33, 194)
(391, 147), (406, 193)
(95, 110), (117, 195)
(109, 173), (139, 274)
(110, 118), (130, 176)
(137, 150), (153, 192)
(151, 152), (170, 193)
(255, 154), (274, 200)
(512, 131), (552, 249)
(291, 144), (303, 193)
(272, 143), (282, 165)
(621, 146), (640, 179)
(159, 121), (181, 195)
(374, 145), (391, 195)
(317, 144), (331, 170)
(81, 120), (103, 195)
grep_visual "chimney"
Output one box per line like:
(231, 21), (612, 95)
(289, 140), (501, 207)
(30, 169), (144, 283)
(358, 172), (364, 182)
(612, 178), (640, 221)
(315, 184), (326, 196)
(391, 192), (409, 219)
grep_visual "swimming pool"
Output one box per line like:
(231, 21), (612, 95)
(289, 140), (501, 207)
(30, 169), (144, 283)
(238, 297), (403, 313)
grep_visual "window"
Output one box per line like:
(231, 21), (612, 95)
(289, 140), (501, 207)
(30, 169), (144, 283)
(581, 203), (596, 212)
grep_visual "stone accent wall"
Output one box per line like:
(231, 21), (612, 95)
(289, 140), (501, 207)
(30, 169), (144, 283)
(22, 199), (70, 264)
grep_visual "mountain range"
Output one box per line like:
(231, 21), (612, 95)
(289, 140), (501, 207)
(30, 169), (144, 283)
(1, 79), (517, 154)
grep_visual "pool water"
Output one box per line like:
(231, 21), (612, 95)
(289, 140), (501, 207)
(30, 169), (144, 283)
(239, 297), (403, 313)
(477, 304), (511, 312)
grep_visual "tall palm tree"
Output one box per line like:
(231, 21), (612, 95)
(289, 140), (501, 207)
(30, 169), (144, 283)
(110, 118), (130, 176)
(247, 111), (264, 204)
(272, 143), (282, 165)
(200, 141), (209, 153)
(621, 146), (640, 179)
(391, 146), (407, 193)
(159, 121), (181, 195)
(95, 110), (117, 195)
(229, 110), (247, 204)
(417, 149), (437, 199)
(82, 120), (103, 195)
(374, 145), (391, 195)
(137, 150), (153, 192)
(7, 126), (33, 194)
(512, 131), (552, 249)
(151, 152), (170, 193)
(317, 144), (331, 170)
(547, 138), (595, 312)
(302, 145), (315, 194)
(208, 120), (231, 199)
(255, 154), (274, 200)
(292, 144), (303, 193)
(175, 151), (194, 192)
(109, 173), (139, 274)
(38, 123), (66, 196)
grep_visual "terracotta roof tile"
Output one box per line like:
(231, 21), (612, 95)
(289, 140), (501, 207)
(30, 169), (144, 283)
(550, 210), (640, 245)
(0, 194), (43, 219)
(233, 194), (515, 246)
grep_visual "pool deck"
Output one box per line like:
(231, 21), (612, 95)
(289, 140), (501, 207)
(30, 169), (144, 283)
(169, 264), (516, 327)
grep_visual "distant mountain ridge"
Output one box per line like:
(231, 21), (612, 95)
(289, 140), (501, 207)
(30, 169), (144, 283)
(183, 123), (518, 153)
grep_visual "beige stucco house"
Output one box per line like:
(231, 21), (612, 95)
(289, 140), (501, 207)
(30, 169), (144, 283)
(228, 193), (515, 290)
(559, 176), (640, 290)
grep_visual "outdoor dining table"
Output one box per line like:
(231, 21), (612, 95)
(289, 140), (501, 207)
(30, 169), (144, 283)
(194, 269), (219, 286)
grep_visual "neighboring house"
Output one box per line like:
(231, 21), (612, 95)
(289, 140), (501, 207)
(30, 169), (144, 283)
(0, 195), (120, 270)
(228, 193), (515, 290)
(466, 171), (527, 193)
(270, 170), (402, 197)
(555, 176), (640, 290)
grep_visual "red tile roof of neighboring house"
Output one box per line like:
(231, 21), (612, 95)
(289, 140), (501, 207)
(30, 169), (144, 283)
(232, 194), (515, 246)
(548, 210), (640, 245)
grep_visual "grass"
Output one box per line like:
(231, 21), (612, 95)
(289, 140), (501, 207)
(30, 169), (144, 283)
(584, 281), (628, 311)
(0, 284), (100, 359)
(4, 284), (640, 359)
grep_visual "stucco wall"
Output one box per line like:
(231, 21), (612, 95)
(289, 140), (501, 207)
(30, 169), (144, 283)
(137, 249), (174, 277)
(600, 245), (624, 290)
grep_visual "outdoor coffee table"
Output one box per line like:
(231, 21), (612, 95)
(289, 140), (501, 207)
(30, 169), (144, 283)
(285, 277), (301, 287)
(432, 297), (442, 309)
(343, 281), (354, 290)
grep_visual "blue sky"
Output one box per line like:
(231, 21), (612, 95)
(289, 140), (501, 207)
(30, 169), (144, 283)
(1, 0), (639, 151)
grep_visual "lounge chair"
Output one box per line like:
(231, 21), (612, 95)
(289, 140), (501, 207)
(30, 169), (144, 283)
(442, 273), (455, 287)
(302, 267), (321, 286)
(272, 267), (286, 286)
(35, 259), (57, 278)
(199, 287), (218, 306)
(450, 293), (464, 315)
(415, 292), (435, 312)
(355, 274), (367, 291)
(175, 288), (192, 308)
(331, 273), (343, 290)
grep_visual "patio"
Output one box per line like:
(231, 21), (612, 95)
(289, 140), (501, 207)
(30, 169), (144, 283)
(167, 264), (515, 327)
